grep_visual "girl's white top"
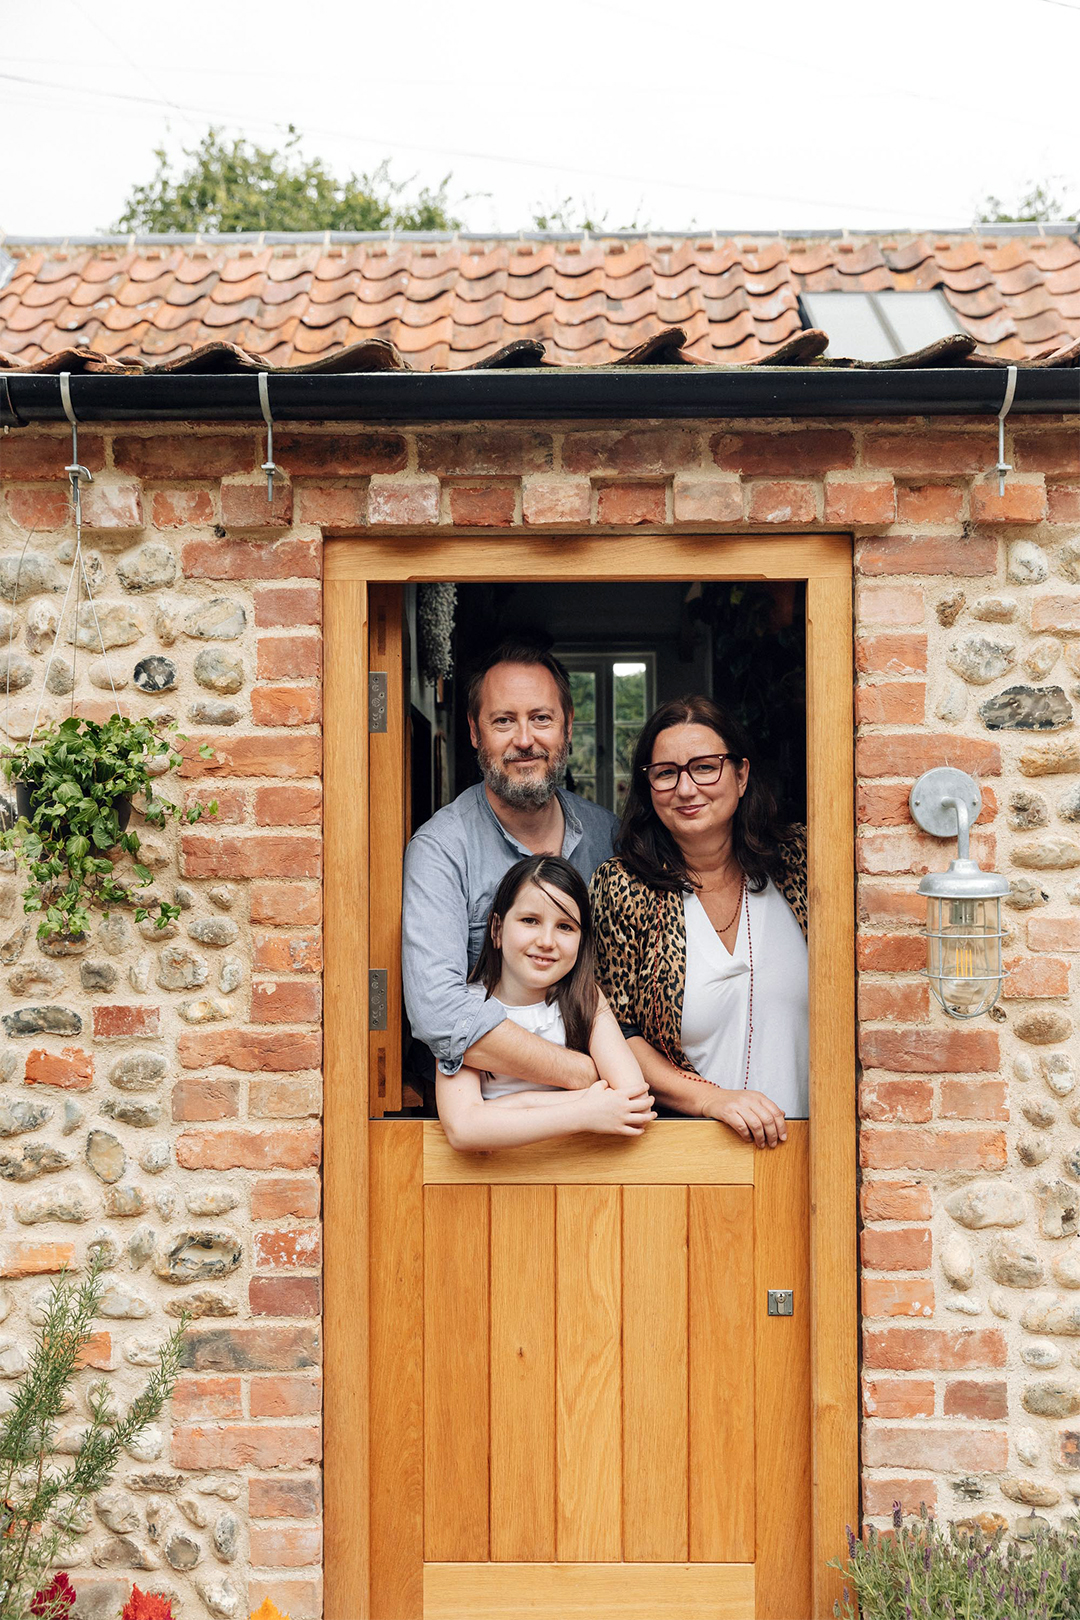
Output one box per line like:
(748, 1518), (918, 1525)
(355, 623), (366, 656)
(680, 878), (809, 1119)
(438, 985), (567, 1099)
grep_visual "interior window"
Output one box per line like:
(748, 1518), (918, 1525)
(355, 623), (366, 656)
(562, 653), (655, 813)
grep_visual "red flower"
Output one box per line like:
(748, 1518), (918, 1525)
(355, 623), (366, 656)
(120, 1587), (175, 1620)
(30, 1574), (76, 1618)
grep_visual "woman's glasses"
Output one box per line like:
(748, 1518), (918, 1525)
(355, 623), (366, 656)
(643, 754), (739, 792)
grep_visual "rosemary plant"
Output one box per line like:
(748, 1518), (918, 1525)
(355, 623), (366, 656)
(0, 1257), (186, 1620)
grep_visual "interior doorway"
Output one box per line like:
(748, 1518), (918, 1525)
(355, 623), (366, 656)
(323, 533), (857, 1620)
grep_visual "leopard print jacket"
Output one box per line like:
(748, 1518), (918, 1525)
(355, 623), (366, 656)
(588, 826), (808, 1074)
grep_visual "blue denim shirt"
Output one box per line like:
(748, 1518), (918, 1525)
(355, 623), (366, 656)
(402, 783), (618, 1073)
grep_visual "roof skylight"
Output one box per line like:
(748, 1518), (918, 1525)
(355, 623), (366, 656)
(800, 290), (963, 361)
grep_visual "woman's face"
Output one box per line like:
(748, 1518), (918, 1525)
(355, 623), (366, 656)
(493, 880), (582, 997)
(648, 722), (749, 848)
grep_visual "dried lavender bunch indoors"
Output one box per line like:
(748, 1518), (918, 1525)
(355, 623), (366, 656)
(829, 1504), (1080, 1620)
(417, 583), (456, 685)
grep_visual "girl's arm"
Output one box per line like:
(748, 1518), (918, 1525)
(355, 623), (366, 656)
(590, 996), (648, 1094)
(628, 1037), (787, 1150)
(437, 1068), (654, 1153)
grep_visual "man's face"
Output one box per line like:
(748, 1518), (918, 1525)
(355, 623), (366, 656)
(469, 663), (572, 811)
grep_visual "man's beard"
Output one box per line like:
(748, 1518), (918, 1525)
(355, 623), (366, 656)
(479, 740), (569, 810)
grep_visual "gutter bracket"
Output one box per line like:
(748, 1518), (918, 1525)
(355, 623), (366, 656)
(258, 371), (283, 504)
(994, 364), (1018, 497)
(59, 371), (93, 526)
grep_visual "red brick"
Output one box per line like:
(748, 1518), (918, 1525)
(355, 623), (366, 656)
(77, 1332), (116, 1371)
(448, 482), (517, 526)
(252, 979), (322, 1024)
(596, 483), (667, 525)
(856, 733), (1000, 778)
(250, 1078), (321, 1119)
(855, 683), (926, 725)
(274, 431), (407, 476)
(1028, 917), (1080, 952)
(251, 686), (321, 727)
(862, 1279), (934, 1318)
(251, 1176), (321, 1220)
(858, 782), (995, 829)
(6, 488), (70, 530)
(863, 1478), (937, 1517)
(255, 1229), (321, 1269)
(249, 1524), (322, 1567)
(671, 475), (743, 524)
(250, 881), (321, 926)
(863, 1427), (1007, 1473)
(250, 1275), (321, 1317)
(250, 1375), (322, 1417)
(79, 482), (143, 534)
(114, 434), (256, 478)
(747, 480), (818, 524)
(1013, 430), (1080, 478)
(711, 429), (854, 474)
(858, 883), (928, 927)
(151, 488), (215, 528)
(857, 934), (926, 972)
(171, 1423), (320, 1471)
(177, 1126), (321, 1171)
(253, 930), (322, 972)
(862, 431), (996, 475)
(858, 980), (929, 1022)
(1049, 485), (1080, 524)
(895, 484), (965, 525)
(859, 1080), (932, 1123)
(0, 1241), (76, 1278)
(294, 484), (367, 529)
(257, 636), (322, 681)
(856, 585), (925, 625)
(249, 1476), (321, 1518)
(861, 1227), (932, 1271)
(944, 1379), (1008, 1420)
(855, 634), (927, 677)
(861, 1181), (932, 1222)
(179, 734), (320, 779)
(178, 1029), (321, 1072)
(825, 478), (896, 526)
(2, 432), (105, 479)
(366, 476), (439, 526)
(255, 586), (322, 628)
(181, 1325), (320, 1372)
(1032, 593), (1080, 636)
(563, 428), (700, 475)
(23, 1046), (92, 1090)
(255, 786), (322, 828)
(247, 1581), (320, 1620)
(172, 1078), (240, 1123)
(863, 1379), (934, 1418)
(183, 536), (318, 581)
(172, 1377), (244, 1421)
(856, 535), (997, 577)
(219, 479), (294, 531)
(92, 1005), (160, 1039)
(858, 825), (995, 877)
(940, 1079), (1008, 1121)
(185, 785), (245, 823)
(970, 480), (1047, 525)
(417, 429), (552, 476)
(860, 1128), (1006, 1172)
(181, 833), (321, 880)
(1003, 954), (1070, 998)
(521, 475), (591, 526)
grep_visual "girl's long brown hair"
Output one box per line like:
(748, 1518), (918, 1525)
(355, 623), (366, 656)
(469, 855), (598, 1054)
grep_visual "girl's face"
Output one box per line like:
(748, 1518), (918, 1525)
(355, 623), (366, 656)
(492, 880), (582, 1000)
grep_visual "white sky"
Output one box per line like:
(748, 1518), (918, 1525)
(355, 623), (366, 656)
(1, 0), (1077, 240)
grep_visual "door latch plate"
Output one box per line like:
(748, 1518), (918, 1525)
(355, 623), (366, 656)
(767, 1289), (794, 1317)
(368, 969), (388, 1031)
(368, 672), (387, 733)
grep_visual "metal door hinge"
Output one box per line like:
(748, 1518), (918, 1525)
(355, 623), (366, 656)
(368, 672), (387, 733)
(368, 969), (388, 1031)
(767, 1289), (794, 1317)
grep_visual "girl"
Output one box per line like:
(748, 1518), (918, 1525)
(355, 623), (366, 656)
(436, 855), (655, 1152)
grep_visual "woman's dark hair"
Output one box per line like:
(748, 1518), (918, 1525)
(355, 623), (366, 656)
(469, 855), (598, 1053)
(616, 694), (788, 895)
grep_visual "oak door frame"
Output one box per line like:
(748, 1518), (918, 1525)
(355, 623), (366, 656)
(323, 533), (857, 1620)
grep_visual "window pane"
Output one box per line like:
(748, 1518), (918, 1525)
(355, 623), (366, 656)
(877, 291), (963, 353)
(575, 777), (597, 803)
(801, 291), (895, 362)
(614, 776), (631, 814)
(613, 663), (647, 723)
(573, 725), (596, 776)
(614, 724), (639, 774)
(569, 671), (595, 724)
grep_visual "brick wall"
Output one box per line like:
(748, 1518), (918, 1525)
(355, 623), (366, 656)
(0, 411), (1078, 1611)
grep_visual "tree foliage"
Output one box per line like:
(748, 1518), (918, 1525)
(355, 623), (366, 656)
(978, 179), (1077, 223)
(115, 126), (460, 234)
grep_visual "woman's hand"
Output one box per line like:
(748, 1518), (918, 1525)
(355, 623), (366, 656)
(578, 1080), (656, 1137)
(701, 1087), (787, 1149)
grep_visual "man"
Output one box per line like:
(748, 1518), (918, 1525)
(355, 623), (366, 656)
(402, 639), (618, 1089)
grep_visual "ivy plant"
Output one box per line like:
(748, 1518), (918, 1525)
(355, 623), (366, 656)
(0, 715), (216, 941)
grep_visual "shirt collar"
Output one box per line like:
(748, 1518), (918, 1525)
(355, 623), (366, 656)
(478, 783), (583, 859)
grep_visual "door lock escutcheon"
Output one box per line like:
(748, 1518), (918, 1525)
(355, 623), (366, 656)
(767, 1289), (794, 1317)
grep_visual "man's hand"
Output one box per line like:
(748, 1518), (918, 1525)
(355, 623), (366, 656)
(701, 1087), (787, 1149)
(577, 1080), (656, 1136)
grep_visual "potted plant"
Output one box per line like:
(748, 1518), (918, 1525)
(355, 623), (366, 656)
(0, 714), (216, 941)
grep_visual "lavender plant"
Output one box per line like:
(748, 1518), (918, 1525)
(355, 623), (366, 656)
(830, 1504), (1080, 1620)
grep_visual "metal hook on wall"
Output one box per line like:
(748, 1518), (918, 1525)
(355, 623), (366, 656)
(994, 364), (1018, 498)
(59, 371), (93, 526)
(258, 372), (283, 505)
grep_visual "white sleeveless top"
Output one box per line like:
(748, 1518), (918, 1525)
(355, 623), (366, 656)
(680, 879), (809, 1119)
(438, 985), (568, 1100)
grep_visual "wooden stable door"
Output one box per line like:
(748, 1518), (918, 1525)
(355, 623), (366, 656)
(323, 537), (857, 1620)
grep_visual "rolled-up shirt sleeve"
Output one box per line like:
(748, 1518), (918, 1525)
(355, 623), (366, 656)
(401, 828), (505, 1073)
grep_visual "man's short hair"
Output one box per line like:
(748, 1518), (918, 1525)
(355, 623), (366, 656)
(466, 640), (573, 726)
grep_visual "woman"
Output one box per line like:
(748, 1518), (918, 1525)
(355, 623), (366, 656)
(589, 695), (807, 1148)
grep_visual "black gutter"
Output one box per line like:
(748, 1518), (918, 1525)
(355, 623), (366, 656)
(2, 367), (1078, 427)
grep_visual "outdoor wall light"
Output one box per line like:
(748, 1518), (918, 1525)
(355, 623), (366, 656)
(909, 767), (1008, 1019)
